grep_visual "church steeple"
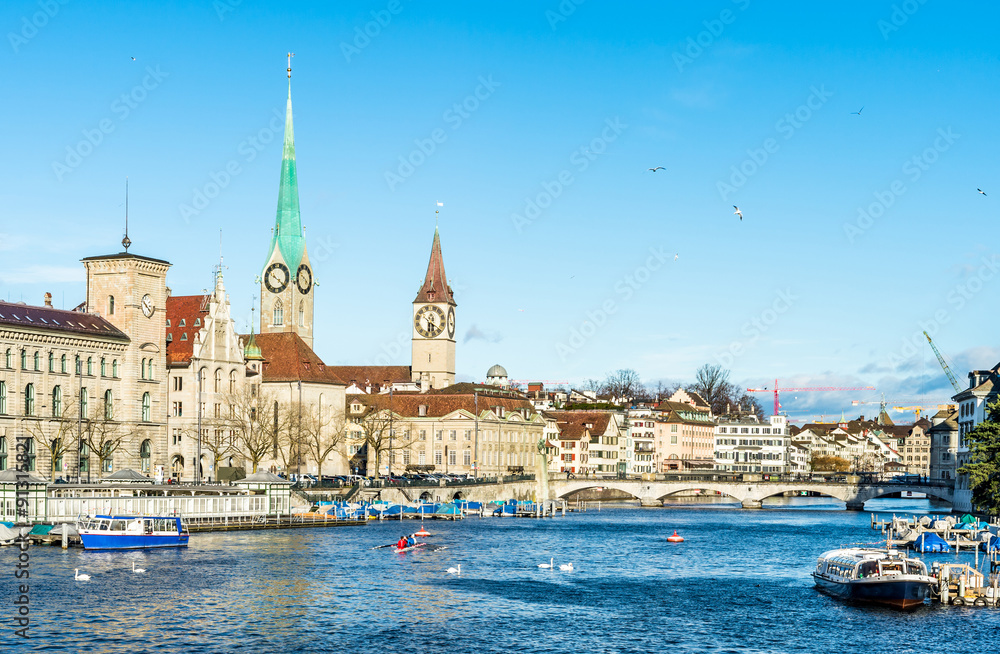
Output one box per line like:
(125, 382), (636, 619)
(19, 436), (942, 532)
(414, 226), (454, 305)
(264, 54), (305, 275)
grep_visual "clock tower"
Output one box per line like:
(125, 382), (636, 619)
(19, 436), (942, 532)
(260, 56), (314, 349)
(411, 226), (456, 390)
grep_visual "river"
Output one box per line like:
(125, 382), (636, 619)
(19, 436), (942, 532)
(4, 498), (998, 653)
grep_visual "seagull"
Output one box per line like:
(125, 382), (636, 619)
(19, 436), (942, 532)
(446, 564), (461, 575)
(850, 106), (864, 116)
(674, 253), (679, 261)
(130, 57), (136, 61)
(559, 562), (574, 571)
(733, 206), (743, 221)
(74, 569), (91, 581)
(977, 188), (987, 196)
(648, 166), (665, 172)
(132, 561), (146, 574)
(538, 558), (554, 569)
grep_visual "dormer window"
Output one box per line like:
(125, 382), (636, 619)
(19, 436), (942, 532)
(167, 333), (173, 342)
(179, 319), (186, 327)
(166, 319), (171, 327)
(351, 403), (362, 413)
(181, 333), (188, 341)
(194, 318), (201, 326)
(418, 405), (428, 417)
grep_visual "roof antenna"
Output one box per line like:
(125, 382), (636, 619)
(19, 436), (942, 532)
(122, 177), (131, 252)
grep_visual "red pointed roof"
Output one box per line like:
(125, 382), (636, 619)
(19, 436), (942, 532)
(414, 227), (454, 305)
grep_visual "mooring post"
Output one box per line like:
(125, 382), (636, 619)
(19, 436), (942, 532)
(61, 526), (68, 550)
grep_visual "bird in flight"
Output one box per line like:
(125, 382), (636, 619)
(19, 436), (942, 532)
(130, 57), (136, 61)
(674, 253), (679, 261)
(733, 206), (743, 221)
(648, 166), (665, 172)
(850, 106), (864, 116)
(977, 188), (987, 196)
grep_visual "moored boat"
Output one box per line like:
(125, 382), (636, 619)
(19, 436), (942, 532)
(77, 514), (189, 550)
(812, 547), (934, 609)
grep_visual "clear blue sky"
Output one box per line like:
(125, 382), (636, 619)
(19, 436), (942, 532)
(2, 1), (998, 422)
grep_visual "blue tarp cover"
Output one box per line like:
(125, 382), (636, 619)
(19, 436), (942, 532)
(913, 532), (951, 553)
(982, 536), (1000, 553)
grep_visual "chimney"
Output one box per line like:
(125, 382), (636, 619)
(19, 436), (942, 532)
(418, 404), (427, 417)
(44, 292), (52, 307)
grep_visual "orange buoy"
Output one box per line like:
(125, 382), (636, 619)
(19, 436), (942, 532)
(415, 525), (431, 537)
(666, 530), (684, 543)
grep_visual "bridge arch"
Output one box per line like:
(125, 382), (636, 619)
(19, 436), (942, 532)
(557, 484), (642, 502)
(753, 487), (852, 503)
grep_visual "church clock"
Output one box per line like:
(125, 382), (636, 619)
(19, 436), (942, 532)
(264, 262), (290, 293)
(414, 305), (445, 338)
(296, 264), (312, 294)
(446, 307), (455, 339)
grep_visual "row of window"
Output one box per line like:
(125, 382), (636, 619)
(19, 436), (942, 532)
(0, 436), (152, 473)
(716, 438), (786, 447)
(718, 426), (784, 435)
(0, 381), (152, 421)
(3, 349), (120, 378)
(170, 370), (240, 394)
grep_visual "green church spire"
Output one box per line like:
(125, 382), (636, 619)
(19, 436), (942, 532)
(264, 54), (305, 274)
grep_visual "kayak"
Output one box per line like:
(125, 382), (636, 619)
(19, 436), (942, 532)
(395, 542), (427, 553)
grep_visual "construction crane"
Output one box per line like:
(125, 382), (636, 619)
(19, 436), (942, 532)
(923, 331), (963, 393)
(892, 404), (955, 421)
(747, 379), (876, 416)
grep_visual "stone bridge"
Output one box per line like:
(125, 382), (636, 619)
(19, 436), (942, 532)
(548, 479), (955, 510)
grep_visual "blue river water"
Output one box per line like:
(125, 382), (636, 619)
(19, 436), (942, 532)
(4, 497), (1000, 653)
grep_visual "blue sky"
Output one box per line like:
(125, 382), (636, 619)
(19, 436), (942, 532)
(1, 1), (998, 422)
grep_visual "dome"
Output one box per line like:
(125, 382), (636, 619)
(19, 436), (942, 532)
(486, 364), (508, 378)
(244, 332), (264, 361)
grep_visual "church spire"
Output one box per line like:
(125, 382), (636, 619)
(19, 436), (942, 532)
(414, 226), (454, 304)
(264, 53), (305, 274)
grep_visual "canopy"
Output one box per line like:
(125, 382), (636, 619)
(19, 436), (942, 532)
(982, 536), (1000, 553)
(913, 532), (951, 553)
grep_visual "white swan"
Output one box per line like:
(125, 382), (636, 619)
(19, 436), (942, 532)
(132, 561), (146, 574)
(538, 558), (553, 569)
(74, 568), (90, 581)
(559, 562), (574, 571)
(446, 564), (461, 575)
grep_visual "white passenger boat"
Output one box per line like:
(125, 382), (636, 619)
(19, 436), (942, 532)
(812, 547), (934, 609)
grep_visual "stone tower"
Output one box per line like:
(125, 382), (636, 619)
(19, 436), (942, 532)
(259, 61), (314, 349)
(411, 227), (456, 390)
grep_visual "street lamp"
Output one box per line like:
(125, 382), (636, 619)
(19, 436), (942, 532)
(76, 357), (83, 484)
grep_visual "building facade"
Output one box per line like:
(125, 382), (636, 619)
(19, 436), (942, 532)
(714, 414), (790, 474)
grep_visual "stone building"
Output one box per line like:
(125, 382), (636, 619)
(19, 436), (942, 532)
(927, 407), (959, 484)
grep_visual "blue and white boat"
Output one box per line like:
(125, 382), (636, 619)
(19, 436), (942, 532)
(77, 514), (190, 550)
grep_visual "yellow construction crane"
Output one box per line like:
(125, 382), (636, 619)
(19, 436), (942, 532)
(891, 404), (955, 420)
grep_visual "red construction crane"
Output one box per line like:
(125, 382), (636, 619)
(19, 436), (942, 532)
(747, 379), (876, 416)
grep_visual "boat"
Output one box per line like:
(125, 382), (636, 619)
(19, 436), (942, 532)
(77, 514), (189, 550)
(395, 542), (427, 553)
(812, 547), (934, 609)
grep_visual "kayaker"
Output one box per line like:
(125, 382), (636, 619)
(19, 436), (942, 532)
(397, 536), (408, 550)
(407, 535), (416, 547)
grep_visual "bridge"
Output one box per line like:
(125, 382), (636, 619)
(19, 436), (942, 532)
(548, 478), (955, 510)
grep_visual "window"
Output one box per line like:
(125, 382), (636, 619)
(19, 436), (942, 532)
(194, 318), (201, 327)
(450, 430), (457, 441)
(100, 358), (107, 377)
(172, 402), (182, 417)
(436, 431), (442, 441)
(141, 393), (151, 422)
(4, 348), (11, 368)
(87, 357), (93, 375)
(448, 450), (456, 466)
(464, 450), (471, 466)
(101, 443), (113, 473)
(434, 450), (442, 465)
(141, 358), (147, 380)
(0, 437), (5, 470)
(20, 349), (27, 370)
(104, 390), (113, 420)
(108, 295), (115, 315)
(140, 440), (151, 473)
(23, 438), (35, 471)
(147, 360), (154, 380)
(179, 319), (186, 327)
(112, 359), (118, 378)
(419, 430), (426, 441)
(214, 369), (222, 393)
(173, 377), (182, 391)
(419, 451), (426, 465)
(465, 429), (472, 441)
(230, 370), (237, 394)
(48, 351), (55, 372)
(80, 442), (89, 473)
(24, 383), (35, 415)
(172, 429), (182, 445)
(80, 388), (88, 418)
(181, 333), (188, 341)
(61, 354), (67, 373)
(0, 381), (5, 414)
(52, 386), (62, 417)
(273, 300), (284, 326)
(32, 350), (39, 370)
(298, 301), (304, 327)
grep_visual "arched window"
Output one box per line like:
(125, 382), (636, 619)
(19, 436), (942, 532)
(48, 351), (54, 372)
(148, 360), (154, 380)
(79, 442), (90, 474)
(100, 357), (107, 377)
(4, 348), (11, 368)
(108, 295), (115, 315)
(273, 299), (284, 326)
(24, 384), (35, 416)
(33, 351), (40, 370)
(141, 358), (146, 380)
(80, 388), (88, 418)
(140, 439), (151, 473)
(199, 368), (207, 392)
(229, 370), (237, 394)
(112, 359), (118, 378)
(171, 455), (184, 476)
(100, 442), (113, 473)
(23, 438), (35, 472)
(0, 381), (6, 415)
(20, 349), (27, 369)
(104, 390), (113, 420)
(141, 392), (151, 422)
(61, 354), (67, 373)
(52, 386), (62, 417)
(86, 357), (93, 375)
(0, 437), (6, 470)
(298, 300), (304, 326)
(214, 369), (222, 393)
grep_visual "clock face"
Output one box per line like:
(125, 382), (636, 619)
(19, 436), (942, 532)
(446, 307), (456, 339)
(264, 262), (290, 293)
(414, 305), (446, 338)
(141, 294), (154, 318)
(296, 264), (312, 294)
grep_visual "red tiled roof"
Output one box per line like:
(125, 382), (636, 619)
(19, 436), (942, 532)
(165, 295), (210, 365)
(0, 300), (128, 341)
(248, 332), (346, 385)
(328, 366), (412, 389)
(551, 411), (612, 441)
(349, 392), (534, 419)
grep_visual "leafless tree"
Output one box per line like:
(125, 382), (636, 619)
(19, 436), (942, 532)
(303, 408), (348, 479)
(221, 385), (290, 474)
(25, 397), (80, 479)
(689, 364), (736, 415)
(603, 369), (642, 404)
(81, 398), (133, 476)
(355, 394), (413, 476)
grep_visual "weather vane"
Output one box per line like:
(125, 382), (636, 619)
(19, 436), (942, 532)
(287, 52), (294, 79)
(122, 177), (131, 252)
(436, 201), (443, 226)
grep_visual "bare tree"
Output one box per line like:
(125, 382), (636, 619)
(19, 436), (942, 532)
(354, 394), (413, 476)
(303, 408), (348, 480)
(583, 378), (604, 394)
(81, 397), (133, 476)
(603, 369), (642, 404)
(689, 364), (735, 415)
(221, 385), (290, 474)
(25, 397), (80, 479)
(199, 423), (235, 481)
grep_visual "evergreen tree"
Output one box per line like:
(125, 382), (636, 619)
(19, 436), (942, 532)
(959, 398), (1000, 517)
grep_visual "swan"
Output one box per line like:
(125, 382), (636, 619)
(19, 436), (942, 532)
(559, 562), (574, 571)
(446, 564), (461, 575)
(132, 561), (146, 574)
(74, 568), (91, 581)
(538, 558), (553, 569)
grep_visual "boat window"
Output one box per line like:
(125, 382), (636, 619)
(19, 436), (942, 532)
(111, 520), (126, 531)
(99, 521), (110, 531)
